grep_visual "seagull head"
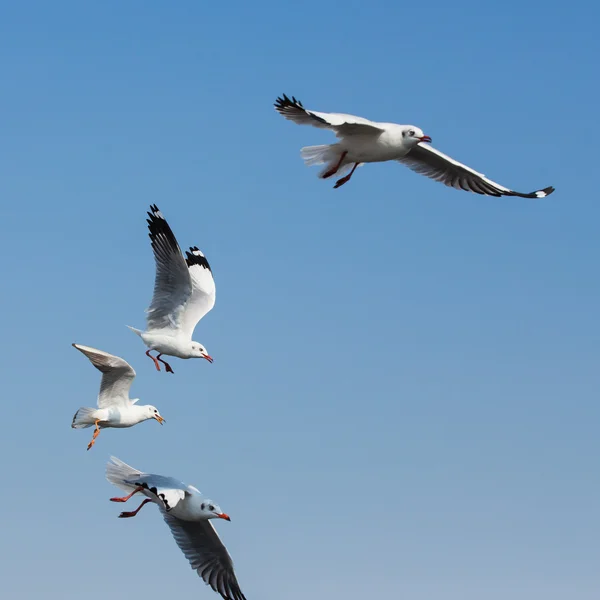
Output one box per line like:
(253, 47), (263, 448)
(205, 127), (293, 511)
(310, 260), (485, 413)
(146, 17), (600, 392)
(190, 342), (214, 363)
(200, 500), (231, 521)
(147, 405), (165, 425)
(402, 126), (431, 145)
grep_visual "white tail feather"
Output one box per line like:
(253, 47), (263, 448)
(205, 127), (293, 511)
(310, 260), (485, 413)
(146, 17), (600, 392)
(127, 325), (143, 337)
(71, 407), (98, 429)
(106, 456), (144, 493)
(300, 144), (352, 178)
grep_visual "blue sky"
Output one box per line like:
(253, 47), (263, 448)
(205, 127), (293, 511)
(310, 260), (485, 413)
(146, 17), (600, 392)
(1, 1), (598, 598)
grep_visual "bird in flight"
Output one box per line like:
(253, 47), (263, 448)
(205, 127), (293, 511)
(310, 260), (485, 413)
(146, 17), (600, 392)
(106, 457), (246, 600)
(71, 344), (165, 450)
(129, 204), (216, 373)
(275, 94), (554, 198)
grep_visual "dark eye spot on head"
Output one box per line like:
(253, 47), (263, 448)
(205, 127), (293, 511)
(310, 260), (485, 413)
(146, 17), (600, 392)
(209, 505), (214, 511)
(201, 503), (206, 510)
(409, 129), (415, 136)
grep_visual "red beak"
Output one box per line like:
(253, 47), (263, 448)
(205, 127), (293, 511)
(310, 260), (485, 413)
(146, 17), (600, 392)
(203, 354), (214, 364)
(217, 513), (231, 521)
(419, 135), (432, 143)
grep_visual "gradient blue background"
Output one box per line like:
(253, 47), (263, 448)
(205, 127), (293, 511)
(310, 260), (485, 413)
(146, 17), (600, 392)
(1, 1), (598, 598)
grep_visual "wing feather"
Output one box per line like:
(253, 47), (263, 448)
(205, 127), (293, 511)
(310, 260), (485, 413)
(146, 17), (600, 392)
(161, 514), (247, 600)
(72, 344), (135, 409)
(180, 246), (216, 339)
(145, 205), (192, 332)
(275, 94), (385, 138)
(398, 144), (555, 198)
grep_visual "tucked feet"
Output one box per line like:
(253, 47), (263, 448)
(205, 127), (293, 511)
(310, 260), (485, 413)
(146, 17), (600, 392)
(87, 420), (101, 451)
(157, 354), (174, 374)
(110, 486), (144, 503)
(118, 498), (152, 518)
(145, 349), (161, 371)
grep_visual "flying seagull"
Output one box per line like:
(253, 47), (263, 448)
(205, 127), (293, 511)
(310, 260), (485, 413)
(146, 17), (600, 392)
(129, 204), (216, 373)
(71, 344), (165, 450)
(106, 457), (247, 600)
(274, 94), (554, 197)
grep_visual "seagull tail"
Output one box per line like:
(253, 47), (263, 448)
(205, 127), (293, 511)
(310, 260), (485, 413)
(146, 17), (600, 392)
(127, 325), (143, 337)
(300, 144), (353, 178)
(71, 406), (98, 429)
(106, 456), (144, 492)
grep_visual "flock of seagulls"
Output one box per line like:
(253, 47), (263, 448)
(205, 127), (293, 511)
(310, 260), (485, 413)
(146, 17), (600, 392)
(70, 95), (555, 599)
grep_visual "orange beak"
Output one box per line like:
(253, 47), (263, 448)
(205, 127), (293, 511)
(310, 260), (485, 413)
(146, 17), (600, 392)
(154, 415), (165, 425)
(419, 135), (432, 143)
(217, 513), (231, 521)
(202, 354), (214, 364)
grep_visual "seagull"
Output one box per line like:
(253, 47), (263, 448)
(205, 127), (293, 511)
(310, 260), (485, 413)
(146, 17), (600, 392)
(71, 344), (165, 450)
(129, 204), (216, 374)
(106, 457), (246, 600)
(274, 94), (555, 198)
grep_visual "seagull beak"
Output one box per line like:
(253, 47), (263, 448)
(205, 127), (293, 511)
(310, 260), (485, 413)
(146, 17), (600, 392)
(202, 354), (214, 364)
(154, 415), (165, 425)
(419, 135), (432, 143)
(216, 513), (231, 521)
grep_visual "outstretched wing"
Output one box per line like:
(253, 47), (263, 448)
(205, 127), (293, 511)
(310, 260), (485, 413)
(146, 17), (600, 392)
(179, 246), (216, 339)
(162, 513), (247, 600)
(398, 143), (555, 198)
(275, 94), (385, 138)
(73, 344), (135, 408)
(145, 205), (193, 332)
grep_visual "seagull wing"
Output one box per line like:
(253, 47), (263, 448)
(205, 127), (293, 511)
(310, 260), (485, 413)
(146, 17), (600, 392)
(128, 473), (188, 511)
(106, 458), (188, 510)
(398, 143), (555, 198)
(275, 94), (385, 137)
(73, 344), (135, 409)
(161, 512), (247, 600)
(145, 205), (193, 333)
(179, 247), (216, 340)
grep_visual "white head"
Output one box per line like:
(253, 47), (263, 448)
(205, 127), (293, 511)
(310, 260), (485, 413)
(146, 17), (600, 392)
(199, 499), (230, 521)
(401, 126), (432, 147)
(190, 342), (214, 363)
(144, 405), (165, 424)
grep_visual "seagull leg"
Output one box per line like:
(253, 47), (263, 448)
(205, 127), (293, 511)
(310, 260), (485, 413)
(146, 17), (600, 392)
(110, 486), (144, 503)
(118, 498), (152, 519)
(322, 151), (348, 179)
(156, 353), (174, 374)
(146, 349), (161, 371)
(86, 420), (101, 451)
(334, 162), (360, 189)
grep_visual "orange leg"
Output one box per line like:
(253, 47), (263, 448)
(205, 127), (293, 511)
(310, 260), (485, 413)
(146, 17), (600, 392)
(322, 151), (348, 179)
(86, 420), (101, 451)
(146, 349), (161, 371)
(110, 486), (144, 503)
(334, 162), (360, 189)
(157, 353), (174, 374)
(118, 498), (152, 518)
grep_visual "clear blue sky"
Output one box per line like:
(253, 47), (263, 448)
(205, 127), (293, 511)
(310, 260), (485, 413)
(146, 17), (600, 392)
(1, 1), (598, 598)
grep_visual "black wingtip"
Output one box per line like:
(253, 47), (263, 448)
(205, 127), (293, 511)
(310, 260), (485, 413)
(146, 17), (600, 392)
(538, 186), (555, 197)
(274, 93), (303, 113)
(185, 246), (212, 272)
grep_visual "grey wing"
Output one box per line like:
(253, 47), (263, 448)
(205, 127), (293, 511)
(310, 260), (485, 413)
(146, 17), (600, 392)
(398, 143), (555, 199)
(145, 205), (193, 332)
(162, 513), (247, 600)
(73, 344), (135, 409)
(275, 94), (385, 138)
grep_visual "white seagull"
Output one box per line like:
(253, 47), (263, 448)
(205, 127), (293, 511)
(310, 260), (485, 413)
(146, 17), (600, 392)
(275, 94), (555, 197)
(129, 204), (216, 374)
(106, 457), (246, 600)
(71, 344), (165, 450)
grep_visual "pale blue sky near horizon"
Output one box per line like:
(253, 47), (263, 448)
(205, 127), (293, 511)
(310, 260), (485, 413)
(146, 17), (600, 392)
(1, 1), (599, 599)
